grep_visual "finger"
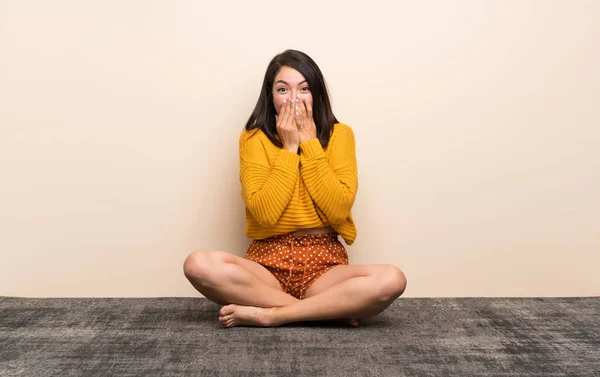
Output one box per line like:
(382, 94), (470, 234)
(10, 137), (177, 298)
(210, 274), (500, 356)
(276, 100), (285, 128)
(288, 97), (294, 119)
(278, 99), (287, 120)
(294, 98), (301, 128)
(299, 96), (308, 123)
(285, 98), (294, 128)
(291, 98), (299, 129)
(295, 96), (300, 118)
(305, 98), (313, 120)
(283, 99), (291, 121)
(280, 99), (287, 125)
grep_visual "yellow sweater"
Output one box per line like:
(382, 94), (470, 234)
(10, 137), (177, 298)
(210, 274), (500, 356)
(239, 123), (358, 245)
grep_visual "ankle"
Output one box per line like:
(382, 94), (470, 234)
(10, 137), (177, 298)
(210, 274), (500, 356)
(266, 307), (283, 327)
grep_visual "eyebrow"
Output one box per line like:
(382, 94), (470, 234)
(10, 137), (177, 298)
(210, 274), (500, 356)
(275, 80), (308, 86)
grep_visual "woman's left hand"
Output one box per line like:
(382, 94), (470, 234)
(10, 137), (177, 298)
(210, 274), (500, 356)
(294, 96), (317, 144)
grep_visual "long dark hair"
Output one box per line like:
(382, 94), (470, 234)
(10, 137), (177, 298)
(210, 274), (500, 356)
(244, 49), (338, 149)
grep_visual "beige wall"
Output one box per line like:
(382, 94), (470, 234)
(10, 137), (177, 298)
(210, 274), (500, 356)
(1, 1), (598, 298)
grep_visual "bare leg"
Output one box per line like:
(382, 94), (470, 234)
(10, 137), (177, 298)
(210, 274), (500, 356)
(184, 250), (358, 326)
(183, 250), (298, 308)
(218, 264), (406, 328)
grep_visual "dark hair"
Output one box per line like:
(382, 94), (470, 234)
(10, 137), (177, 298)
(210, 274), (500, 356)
(244, 49), (338, 149)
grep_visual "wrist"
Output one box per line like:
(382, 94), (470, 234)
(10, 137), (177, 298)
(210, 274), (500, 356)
(298, 137), (322, 156)
(284, 145), (298, 154)
(299, 136), (317, 145)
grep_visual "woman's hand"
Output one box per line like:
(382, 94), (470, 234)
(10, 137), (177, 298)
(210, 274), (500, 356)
(294, 96), (317, 144)
(276, 99), (300, 153)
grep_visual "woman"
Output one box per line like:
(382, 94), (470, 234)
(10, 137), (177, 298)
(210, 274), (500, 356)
(183, 49), (407, 328)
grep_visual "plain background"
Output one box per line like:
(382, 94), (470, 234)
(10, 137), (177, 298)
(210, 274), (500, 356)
(1, 1), (598, 298)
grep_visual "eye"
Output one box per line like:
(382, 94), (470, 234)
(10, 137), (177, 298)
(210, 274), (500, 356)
(301, 86), (310, 92)
(277, 87), (288, 93)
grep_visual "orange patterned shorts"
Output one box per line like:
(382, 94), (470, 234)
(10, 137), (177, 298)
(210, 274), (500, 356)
(244, 231), (349, 299)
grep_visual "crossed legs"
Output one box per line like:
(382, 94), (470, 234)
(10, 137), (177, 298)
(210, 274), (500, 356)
(183, 250), (407, 327)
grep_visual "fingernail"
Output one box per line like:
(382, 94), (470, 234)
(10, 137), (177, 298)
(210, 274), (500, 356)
(283, 99), (287, 104)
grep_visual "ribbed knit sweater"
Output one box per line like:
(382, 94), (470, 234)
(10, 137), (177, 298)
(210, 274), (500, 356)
(239, 123), (358, 245)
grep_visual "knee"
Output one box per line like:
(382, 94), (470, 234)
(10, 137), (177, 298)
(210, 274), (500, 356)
(183, 250), (229, 284)
(377, 265), (407, 302)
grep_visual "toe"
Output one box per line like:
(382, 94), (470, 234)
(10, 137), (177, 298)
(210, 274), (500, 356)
(219, 305), (229, 316)
(220, 314), (233, 322)
(222, 319), (235, 328)
(219, 316), (233, 327)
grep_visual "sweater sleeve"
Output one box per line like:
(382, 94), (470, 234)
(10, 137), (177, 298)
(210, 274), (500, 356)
(299, 124), (358, 225)
(239, 131), (300, 227)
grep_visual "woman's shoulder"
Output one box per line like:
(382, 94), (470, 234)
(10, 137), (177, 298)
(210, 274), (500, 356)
(333, 122), (353, 133)
(239, 127), (278, 159)
(332, 123), (356, 142)
(240, 126), (261, 139)
(239, 127), (266, 146)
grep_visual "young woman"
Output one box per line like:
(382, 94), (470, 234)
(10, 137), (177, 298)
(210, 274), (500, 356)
(183, 49), (407, 327)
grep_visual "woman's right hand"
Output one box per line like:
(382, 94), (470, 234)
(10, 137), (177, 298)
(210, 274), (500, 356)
(276, 99), (299, 153)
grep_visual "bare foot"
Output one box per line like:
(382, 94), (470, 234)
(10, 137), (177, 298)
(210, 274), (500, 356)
(218, 305), (359, 328)
(218, 304), (275, 328)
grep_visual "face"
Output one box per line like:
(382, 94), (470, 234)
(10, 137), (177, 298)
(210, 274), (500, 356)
(272, 66), (313, 115)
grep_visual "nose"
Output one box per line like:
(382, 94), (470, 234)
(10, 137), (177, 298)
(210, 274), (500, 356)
(287, 90), (300, 100)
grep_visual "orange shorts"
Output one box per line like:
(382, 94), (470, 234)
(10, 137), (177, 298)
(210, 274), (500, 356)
(244, 231), (349, 299)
